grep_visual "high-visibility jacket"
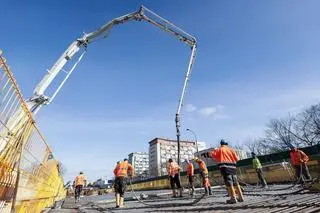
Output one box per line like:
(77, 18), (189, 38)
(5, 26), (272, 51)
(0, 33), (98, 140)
(197, 159), (208, 175)
(167, 161), (180, 176)
(186, 163), (194, 176)
(290, 149), (309, 166)
(210, 145), (238, 171)
(252, 157), (262, 169)
(75, 174), (86, 186)
(113, 161), (134, 177)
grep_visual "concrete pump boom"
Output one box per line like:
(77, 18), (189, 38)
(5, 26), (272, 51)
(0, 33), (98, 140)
(28, 5), (197, 165)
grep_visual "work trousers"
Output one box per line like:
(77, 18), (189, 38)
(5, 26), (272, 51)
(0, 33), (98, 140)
(294, 164), (311, 183)
(200, 171), (211, 187)
(114, 177), (127, 197)
(256, 168), (267, 187)
(170, 174), (182, 189)
(74, 185), (83, 198)
(222, 174), (238, 187)
(188, 175), (194, 188)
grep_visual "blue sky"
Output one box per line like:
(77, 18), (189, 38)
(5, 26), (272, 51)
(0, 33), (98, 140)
(2, 0), (320, 182)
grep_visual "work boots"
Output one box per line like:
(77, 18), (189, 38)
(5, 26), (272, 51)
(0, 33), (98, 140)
(172, 189), (177, 198)
(226, 186), (237, 204)
(226, 187), (231, 197)
(120, 197), (124, 207)
(115, 193), (120, 208)
(190, 187), (195, 196)
(208, 187), (213, 195)
(204, 187), (208, 195)
(179, 188), (183, 197)
(235, 184), (244, 202)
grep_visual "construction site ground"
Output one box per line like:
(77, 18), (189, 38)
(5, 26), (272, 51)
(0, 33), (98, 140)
(47, 183), (320, 213)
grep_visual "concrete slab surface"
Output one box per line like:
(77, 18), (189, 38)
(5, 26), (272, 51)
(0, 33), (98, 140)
(49, 184), (320, 213)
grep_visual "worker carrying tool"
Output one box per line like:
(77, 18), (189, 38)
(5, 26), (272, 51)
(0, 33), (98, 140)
(251, 152), (268, 188)
(167, 158), (183, 197)
(202, 139), (244, 204)
(185, 159), (195, 195)
(113, 158), (134, 208)
(74, 171), (87, 203)
(290, 146), (312, 184)
(193, 157), (212, 196)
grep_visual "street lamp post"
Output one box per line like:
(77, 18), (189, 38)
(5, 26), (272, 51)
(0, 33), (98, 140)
(186, 128), (199, 157)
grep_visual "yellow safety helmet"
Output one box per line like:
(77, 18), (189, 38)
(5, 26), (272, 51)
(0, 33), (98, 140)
(193, 157), (199, 162)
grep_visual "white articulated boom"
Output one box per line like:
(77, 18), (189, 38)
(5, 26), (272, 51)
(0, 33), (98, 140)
(28, 5), (197, 165)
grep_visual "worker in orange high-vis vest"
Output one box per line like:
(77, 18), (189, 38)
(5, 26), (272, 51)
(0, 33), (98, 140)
(167, 158), (183, 197)
(194, 157), (212, 196)
(185, 159), (195, 195)
(202, 140), (243, 204)
(74, 171), (87, 203)
(113, 158), (134, 208)
(290, 147), (311, 183)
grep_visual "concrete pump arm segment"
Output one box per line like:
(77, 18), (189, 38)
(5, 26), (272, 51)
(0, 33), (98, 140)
(28, 5), (197, 164)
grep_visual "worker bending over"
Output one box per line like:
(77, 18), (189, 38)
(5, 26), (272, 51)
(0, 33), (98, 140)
(194, 157), (212, 196)
(251, 152), (267, 188)
(290, 147), (311, 184)
(113, 158), (134, 208)
(202, 140), (244, 204)
(74, 171), (87, 203)
(167, 158), (183, 197)
(185, 159), (195, 195)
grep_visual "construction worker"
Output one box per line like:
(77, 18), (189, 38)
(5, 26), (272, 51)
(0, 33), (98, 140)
(185, 159), (195, 195)
(194, 157), (212, 196)
(202, 139), (244, 204)
(290, 147), (311, 184)
(251, 152), (267, 188)
(113, 158), (134, 208)
(74, 171), (87, 203)
(167, 158), (183, 197)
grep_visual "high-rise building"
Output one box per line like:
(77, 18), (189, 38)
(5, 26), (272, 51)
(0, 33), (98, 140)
(128, 152), (149, 177)
(149, 137), (206, 177)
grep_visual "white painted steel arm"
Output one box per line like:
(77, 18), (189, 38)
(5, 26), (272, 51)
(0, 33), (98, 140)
(28, 5), (197, 116)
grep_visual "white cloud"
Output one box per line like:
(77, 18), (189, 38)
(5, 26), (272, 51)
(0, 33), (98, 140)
(185, 104), (197, 112)
(198, 107), (218, 117)
(184, 104), (226, 118)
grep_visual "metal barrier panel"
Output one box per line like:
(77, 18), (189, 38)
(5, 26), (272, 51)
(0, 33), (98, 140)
(0, 50), (66, 213)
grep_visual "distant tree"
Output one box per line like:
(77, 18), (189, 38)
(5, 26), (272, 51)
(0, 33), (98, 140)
(269, 105), (320, 147)
(243, 137), (268, 155)
(232, 141), (244, 151)
(263, 116), (297, 153)
(240, 103), (320, 155)
(243, 137), (258, 153)
(297, 104), (320, 145)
